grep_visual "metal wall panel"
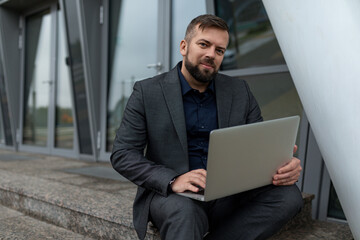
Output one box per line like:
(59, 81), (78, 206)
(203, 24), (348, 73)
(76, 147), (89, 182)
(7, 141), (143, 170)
(0, 7), (21, 148)
(0, 47), (13, 145)
(79, 0), (101, 144)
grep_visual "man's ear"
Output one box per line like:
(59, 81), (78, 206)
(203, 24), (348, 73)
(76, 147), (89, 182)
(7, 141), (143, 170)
(180, 40), (187, 57)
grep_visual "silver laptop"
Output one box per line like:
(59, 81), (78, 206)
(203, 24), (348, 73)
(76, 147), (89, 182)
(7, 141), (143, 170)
(177, 115), (300, 202)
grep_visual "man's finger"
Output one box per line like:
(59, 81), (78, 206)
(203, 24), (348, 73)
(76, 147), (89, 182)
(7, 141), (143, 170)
(277, 158), (300, 174)
(191, 169), (207, 178)
(171, 170), (207, 193)
(273, 170), (300, 185)
(293, 145), (298, 154)
(187, 183), (201, 192)
(189, 175), (206, 188)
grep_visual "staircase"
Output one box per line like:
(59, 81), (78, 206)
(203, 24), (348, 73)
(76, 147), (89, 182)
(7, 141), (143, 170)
(0, 150), (354, 239)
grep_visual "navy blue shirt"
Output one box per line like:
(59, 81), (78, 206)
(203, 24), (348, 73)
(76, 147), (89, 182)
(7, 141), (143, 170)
(177, 64), (218, 170)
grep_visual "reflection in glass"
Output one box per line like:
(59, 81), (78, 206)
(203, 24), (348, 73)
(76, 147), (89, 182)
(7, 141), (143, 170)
(215, 0), (285, 70)
(63, 0), (92, 154)
(55, 9), (74, 149)
(0, 49), (13, 145)
(244, 73), (303, 149)
(23, 10), (51, 146)
(171, 0), (206, 67)
(0, 113), (3, 144)
(328, 182), (346, 220)
(106, 0), (158, 151)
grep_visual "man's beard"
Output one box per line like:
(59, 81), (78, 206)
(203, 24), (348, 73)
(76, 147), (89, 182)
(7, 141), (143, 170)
(184, 56), (218, 83)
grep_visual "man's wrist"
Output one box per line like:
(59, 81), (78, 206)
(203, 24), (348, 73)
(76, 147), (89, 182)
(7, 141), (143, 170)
(168, 177), (176, 193)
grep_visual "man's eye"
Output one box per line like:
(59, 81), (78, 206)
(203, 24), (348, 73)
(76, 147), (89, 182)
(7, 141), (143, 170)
(216, 49), (225, 55)
(199, 43), (207, 47)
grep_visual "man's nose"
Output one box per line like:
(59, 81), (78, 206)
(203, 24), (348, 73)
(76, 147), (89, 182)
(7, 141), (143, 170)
(205, 46), (216, 59)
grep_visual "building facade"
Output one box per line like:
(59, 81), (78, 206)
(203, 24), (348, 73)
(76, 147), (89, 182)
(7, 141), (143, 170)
(0, 0), (345, 223)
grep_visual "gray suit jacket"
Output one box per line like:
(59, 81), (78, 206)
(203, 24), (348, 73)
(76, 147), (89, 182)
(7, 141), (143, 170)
(111, 64), (263, 239)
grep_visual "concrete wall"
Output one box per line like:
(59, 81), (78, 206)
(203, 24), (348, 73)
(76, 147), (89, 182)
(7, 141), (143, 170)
(263, 0), (360, 238)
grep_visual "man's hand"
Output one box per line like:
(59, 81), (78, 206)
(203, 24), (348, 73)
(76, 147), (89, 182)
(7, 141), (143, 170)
(171, 169), (207, 193)
(273, 145), (302, 186)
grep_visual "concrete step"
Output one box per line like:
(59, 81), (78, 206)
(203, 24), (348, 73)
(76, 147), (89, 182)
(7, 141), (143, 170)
(0, 204), (95, 240)
(0, 168), (317, 240)
(0, 169), (144, 240)
(270, 220), (354, 240)
(0, 151), (354, 239)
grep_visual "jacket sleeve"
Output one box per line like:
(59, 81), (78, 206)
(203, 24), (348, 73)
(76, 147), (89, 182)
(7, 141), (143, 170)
(244, 80), (263, 124)
(110, 81), (179, 197)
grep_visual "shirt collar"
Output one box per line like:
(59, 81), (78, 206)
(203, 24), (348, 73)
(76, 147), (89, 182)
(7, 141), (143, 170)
(177, 61), (215, 96)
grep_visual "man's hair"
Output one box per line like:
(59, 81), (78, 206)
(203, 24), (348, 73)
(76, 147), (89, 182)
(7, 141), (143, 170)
(185, 14), (229, 42)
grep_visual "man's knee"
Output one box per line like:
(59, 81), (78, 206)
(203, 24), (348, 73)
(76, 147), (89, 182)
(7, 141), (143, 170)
(270, 185), (303, 221)
(282, 185), (303, 214)
(150, 194), (208, 239)
(253, 185), (303, 239)
(167, 196), (201, 220)
(150, 193), (208, 224)
(254, 185), (303, 220)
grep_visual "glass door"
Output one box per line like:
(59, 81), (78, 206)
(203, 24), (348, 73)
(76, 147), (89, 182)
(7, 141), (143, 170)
(21, 4), (75, 154)
(53, 8), (75, 151)
(22, 9), (52, 149)
(104, 0), (164, 153)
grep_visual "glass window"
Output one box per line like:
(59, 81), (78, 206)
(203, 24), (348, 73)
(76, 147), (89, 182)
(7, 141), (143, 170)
(106, 0), (159, 152)
(243, 73), (302, 121)
(171, 0), (206, 67)
(0, 49), (12, 146)
(327, 182), (346, 220)
(55, 9), (74, 149)
(243, 73), (303, 149)
(215, 0), (285, 70)
(23, 9), (51, 146)
(63, 0), (93, 154)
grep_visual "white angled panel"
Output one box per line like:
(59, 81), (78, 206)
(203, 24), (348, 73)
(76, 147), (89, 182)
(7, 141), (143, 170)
(262, 0), (360, 238)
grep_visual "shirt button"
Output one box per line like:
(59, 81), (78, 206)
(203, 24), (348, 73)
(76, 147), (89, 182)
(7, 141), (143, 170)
(201, 126), (205, 129)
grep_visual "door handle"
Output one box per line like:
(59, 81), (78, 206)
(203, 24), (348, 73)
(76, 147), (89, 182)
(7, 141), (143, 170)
(42, 80), (54, 85)
(147, 62), (163, 73)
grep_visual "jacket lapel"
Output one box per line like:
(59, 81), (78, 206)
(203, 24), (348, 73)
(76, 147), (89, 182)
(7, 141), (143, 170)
(215, 75), (232, 128)
(159, 69), (233, 163)
(160, 67), (189, 161)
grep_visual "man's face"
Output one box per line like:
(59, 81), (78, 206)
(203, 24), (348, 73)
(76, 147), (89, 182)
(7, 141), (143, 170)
(181, 25), (229, 83)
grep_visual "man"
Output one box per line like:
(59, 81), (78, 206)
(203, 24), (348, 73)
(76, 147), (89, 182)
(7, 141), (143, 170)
(111, 14), (303, 240)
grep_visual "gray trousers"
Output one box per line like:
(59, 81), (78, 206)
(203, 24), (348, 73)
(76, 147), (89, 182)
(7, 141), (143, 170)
(149, 184), (303, 240)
